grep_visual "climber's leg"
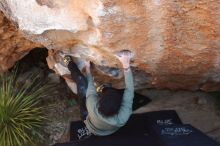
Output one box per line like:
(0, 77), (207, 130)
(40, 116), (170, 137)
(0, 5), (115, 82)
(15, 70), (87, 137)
(64, 56), (88, 120)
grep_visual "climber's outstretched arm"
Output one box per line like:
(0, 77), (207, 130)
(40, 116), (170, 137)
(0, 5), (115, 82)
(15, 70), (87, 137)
(85, 61), (98, 114)
(115, 50), (134, 125)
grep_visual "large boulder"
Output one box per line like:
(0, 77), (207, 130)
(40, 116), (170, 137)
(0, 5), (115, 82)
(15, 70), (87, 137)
(0, 0), (220, 91)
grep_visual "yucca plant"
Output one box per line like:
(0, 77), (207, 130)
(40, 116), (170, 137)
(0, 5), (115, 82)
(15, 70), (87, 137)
(0, 70), (52, 146)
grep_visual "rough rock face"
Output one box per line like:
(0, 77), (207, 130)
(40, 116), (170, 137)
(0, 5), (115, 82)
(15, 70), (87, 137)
(0, 0), (220, 91)
(0, 11), (41, 72)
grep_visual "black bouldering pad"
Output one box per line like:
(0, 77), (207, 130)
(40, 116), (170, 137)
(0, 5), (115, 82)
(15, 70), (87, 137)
(70, 121), (89, 141)
(69, 113), (150, 141)
(59, 116), (156, 146)
(132, 92), (151, 111)
(54, 134), (156, 146)
(152, 124), (220, 146)
(145, 110), (182, 126)
(69, 110), (182, 143)
(145, 110), (182, 134)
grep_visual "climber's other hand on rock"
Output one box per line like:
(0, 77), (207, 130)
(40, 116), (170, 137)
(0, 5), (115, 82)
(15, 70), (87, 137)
(85, 60), (91, 74)
(116, 50), (132, 69)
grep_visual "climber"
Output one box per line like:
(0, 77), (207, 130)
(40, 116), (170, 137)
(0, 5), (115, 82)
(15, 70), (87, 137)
(63, 50), (134, 136)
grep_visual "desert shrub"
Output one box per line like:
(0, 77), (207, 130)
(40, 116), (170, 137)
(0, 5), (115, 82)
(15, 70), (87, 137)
(0, 70), (52, 146)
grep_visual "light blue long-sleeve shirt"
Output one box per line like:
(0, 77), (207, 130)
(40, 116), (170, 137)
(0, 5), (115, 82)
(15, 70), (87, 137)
(84, 69), (134, 136)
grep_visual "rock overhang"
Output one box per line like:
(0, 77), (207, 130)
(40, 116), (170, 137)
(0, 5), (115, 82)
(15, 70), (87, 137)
(0, 0), (219, 91)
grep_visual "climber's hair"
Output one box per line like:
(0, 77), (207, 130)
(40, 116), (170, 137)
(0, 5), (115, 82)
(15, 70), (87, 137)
(98, 88), (123, 117)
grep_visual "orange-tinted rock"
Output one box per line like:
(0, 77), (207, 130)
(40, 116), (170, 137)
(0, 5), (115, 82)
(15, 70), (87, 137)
(0, 12), (42, 72)
(0, 0), (220, 91)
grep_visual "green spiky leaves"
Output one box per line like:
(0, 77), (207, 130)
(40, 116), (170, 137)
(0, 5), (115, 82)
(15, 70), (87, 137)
(0, 71), (52, 146)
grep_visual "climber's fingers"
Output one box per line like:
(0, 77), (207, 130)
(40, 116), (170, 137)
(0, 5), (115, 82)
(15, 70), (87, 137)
(115, 50), (133, 59)
(84, 60), (91, 68)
